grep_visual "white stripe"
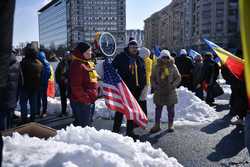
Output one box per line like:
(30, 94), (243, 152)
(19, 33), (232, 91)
(103, 91), (122, 99)
(105, 99), (124, 110)
(102, 83), (119, 92)
(118, 83), (134, 120)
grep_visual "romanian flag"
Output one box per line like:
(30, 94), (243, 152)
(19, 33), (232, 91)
(204, 39), (244, 80)
(240, 1), (250, 109)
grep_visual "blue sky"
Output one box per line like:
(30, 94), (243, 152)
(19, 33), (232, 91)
(13, 0), (171, 46)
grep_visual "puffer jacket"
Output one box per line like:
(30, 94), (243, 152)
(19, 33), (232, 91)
(151, 56), (181, 106)
(69, 50), (98, 104)
(37, 51), (51, 86)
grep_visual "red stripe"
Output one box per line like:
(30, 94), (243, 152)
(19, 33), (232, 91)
(121, 82), (137, 122)
(104, 95), (124, 104)
(106, 103), (130, 118)
(225, 56), (244, 80)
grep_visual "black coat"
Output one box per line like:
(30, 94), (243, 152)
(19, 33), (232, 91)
(202, 58), (219, 85)
(2, 54), (21, 110)
(112, 48), (146, 99)
(175, 56), (194, 76)
(20, 56), (43, 94)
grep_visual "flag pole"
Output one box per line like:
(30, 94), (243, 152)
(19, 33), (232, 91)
(239, 0), (250, 154)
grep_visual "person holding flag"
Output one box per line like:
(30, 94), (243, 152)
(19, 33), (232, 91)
(111, 40), (147, 140)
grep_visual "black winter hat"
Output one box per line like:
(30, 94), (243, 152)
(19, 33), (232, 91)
(76, 42), (91, 54)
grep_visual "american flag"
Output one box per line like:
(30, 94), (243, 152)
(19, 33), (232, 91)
(102, 59), (148, 128)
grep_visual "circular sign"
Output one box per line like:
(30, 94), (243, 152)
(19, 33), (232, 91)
(98, 32), (117, 57)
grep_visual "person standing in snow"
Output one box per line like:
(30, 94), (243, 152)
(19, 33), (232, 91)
(20, 45), (43, 123)
(55, 51), (72, 117)
(37, 50), (51, 117)
(201, 52), (219, 106)
(192, 55), (204, 100)
(112, 40), (146, 139)
(150, 50), (181, 133)
(175, 49), (194, 91)
(138, 47), (153, 116)
(69, 42), (99, 127)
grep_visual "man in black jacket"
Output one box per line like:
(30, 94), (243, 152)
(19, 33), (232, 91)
(112, 40), (146, 139)
(202, 52), (219, 105)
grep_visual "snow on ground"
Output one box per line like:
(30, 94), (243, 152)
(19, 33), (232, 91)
(221, 84), (232, 95)
(3, 126), (183, 167)
(95, 87), (218, 126)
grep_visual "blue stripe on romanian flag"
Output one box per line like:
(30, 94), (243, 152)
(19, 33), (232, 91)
(204, 38), (244, 80)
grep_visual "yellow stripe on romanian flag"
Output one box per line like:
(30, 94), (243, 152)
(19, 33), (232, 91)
(204, 39), (245, 80)
(240, 0), (250, 110)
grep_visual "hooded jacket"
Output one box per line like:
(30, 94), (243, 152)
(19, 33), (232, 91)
(151, 56), (181, 106)
(37, 51), (51, 86)
(69, 49), (98, 104)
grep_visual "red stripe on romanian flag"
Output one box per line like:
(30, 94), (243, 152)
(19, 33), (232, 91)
(240, 0), (250, 110)
(213, 47), (244, 80)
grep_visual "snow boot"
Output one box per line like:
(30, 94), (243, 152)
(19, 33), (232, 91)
(150, 123), (161, 133)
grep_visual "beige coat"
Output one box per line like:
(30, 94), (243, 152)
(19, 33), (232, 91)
(151, 57), (181, 106)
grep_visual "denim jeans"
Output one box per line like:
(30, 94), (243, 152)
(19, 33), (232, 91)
(37, 83), (48, 114)
(20, 89), (38, 122)
(70, 101), (94, 128)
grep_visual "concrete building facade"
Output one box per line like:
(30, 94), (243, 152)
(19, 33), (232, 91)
(126, 29), (144, 47)
(38, 0), (126, 49)
(144, 0), (240, 52)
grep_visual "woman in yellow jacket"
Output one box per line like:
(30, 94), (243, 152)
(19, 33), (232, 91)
(138, 47), (153, 116)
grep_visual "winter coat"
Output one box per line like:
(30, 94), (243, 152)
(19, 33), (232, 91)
(151, 56), (181, 106)
(175, 55), (194, 76)
(2, 54), (21, 111)
(192, 62), (204, 88)
(112, 47), (146, 100)
(69, 51), (98, 104)
(55, 58), (71, 85)
(175, 55), (194, 89)
(20, 55), (43, 94)
(37, 51), (51, 86)
(202, 58), (219, 85)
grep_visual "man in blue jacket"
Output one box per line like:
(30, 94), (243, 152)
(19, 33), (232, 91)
(37, 51), (51, 117)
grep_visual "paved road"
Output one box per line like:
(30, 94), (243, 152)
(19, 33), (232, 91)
(94, 95), (250, 167)
(34, 94), (250, 167)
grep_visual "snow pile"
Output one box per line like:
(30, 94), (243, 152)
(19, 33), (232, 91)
(15, 97), (72, 116)
(147, 87), (218, 125)
(221, 84), (231, 95)
(95, 87), (218, 125)
(46, 97), (72, 115)
(3, 126), (182, 167)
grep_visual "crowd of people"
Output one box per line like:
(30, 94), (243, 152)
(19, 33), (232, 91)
(0, 39), (248, 167)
